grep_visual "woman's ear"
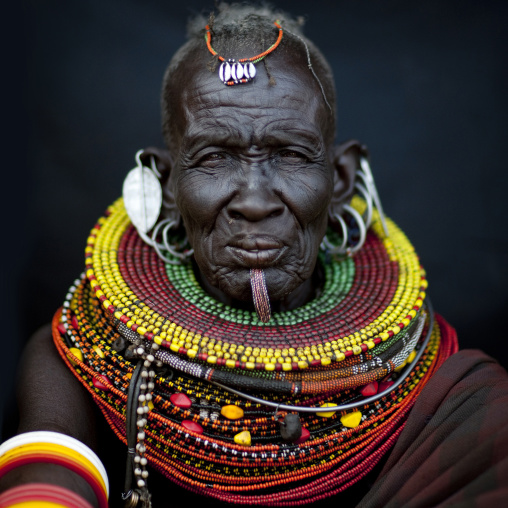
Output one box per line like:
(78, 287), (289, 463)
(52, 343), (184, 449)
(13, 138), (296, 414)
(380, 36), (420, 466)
(140, 146), (173, 174)
(329, 139), (367, 216)
(140, 146), (179, 221)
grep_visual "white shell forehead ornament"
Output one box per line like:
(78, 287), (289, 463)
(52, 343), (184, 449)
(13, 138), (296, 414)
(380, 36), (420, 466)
(219, 60), (256, 85)
(204, 20), (283, 86)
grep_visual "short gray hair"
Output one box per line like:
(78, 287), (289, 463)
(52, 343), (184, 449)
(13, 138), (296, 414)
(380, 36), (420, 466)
(161, 2), (336, 153)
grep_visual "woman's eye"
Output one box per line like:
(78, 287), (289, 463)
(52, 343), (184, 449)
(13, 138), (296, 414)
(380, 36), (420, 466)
(204, 153), (223, 161)
(278, 150), (308, 162)
(199, 153), (226, 166)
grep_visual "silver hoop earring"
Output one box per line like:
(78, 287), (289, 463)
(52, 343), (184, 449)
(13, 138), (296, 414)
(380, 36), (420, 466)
(343, 204), (367, 255)
(321, 155), (388, 256)
(321, 205), (367, 256)
(143, 218), (194, 265)
(161, 219), (194, 262)
(354, 178), (373, 229)
(320, 213), (348, 254)
(359, 156), (389, 236)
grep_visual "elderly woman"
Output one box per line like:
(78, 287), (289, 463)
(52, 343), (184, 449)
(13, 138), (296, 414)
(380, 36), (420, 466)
(1, 3), (508, 508)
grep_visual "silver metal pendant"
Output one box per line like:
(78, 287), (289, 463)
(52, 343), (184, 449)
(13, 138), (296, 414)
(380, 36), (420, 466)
(123, 154), (162, 234)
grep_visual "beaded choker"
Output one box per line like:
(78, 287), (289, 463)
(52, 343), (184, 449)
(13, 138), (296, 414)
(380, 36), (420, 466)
(53, 197), (458, 505)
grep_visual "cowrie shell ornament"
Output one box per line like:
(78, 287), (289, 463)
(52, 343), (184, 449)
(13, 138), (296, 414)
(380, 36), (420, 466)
(219, 59), (256, 85)
(206, 20), (282, 86)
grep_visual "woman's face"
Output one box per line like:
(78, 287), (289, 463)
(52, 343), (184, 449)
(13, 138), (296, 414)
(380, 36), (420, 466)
(166, 51), (336, 304)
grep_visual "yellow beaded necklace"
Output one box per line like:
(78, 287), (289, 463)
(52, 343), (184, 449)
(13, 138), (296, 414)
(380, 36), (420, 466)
(85, 196), (427, 373)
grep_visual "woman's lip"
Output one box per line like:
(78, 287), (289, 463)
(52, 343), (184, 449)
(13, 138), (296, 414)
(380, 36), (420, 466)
(229, 236), (284, 250)
(228, 246), (286, 267)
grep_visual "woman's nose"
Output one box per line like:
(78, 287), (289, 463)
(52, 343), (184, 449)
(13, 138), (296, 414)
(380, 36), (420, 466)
(226, 168), (284, 222)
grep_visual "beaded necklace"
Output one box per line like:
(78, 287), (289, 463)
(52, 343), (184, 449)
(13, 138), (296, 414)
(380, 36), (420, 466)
(53, 196), (458, 505)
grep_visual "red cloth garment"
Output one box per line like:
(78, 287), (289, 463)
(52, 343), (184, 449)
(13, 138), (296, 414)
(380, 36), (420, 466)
(359, 345), (508, 507)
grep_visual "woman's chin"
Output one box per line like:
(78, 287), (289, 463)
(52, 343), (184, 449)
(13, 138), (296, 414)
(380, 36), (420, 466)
(197, 263), (316, 310)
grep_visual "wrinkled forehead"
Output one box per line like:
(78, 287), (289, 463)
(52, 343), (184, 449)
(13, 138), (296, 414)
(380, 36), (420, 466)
(165, 43), (335, 154)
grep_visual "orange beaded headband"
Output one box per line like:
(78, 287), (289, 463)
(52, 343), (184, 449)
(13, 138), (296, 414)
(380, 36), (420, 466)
(205, 20), (283, 85)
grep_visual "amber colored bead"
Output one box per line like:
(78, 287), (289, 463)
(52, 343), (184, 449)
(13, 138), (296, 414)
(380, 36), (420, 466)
(220, 405), (244, 420)
(67, 347), (83, 366)
(92, 345), (105, 358)
(234, 431), (251, 446)
(316, 403), (336, 418)
(340, 411), (362, 428)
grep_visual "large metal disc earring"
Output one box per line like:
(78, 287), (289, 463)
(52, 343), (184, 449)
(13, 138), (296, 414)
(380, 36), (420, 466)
(123, 150), (163, 234)
(123, 150), (194, 265)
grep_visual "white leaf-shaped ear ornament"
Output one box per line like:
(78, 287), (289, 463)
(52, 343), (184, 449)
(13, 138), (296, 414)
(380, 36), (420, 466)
(123, 150), (162, 234)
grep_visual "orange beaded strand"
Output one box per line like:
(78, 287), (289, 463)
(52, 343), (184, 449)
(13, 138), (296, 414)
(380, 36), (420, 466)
(205, 21), (283, 64)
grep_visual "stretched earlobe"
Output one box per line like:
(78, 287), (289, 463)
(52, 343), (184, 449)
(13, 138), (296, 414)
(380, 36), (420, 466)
(322, 141), (389, 256)
(139, 146), (179, 223)
(139, 146), (173, 174)
(329, 139), (365, 217)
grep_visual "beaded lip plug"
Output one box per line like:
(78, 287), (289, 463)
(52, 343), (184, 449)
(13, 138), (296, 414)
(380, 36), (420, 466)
(250, 268), (271, 322)
(205, 21), (283, 85)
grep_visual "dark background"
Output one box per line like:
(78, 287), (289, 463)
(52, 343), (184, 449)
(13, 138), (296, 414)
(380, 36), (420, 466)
(2, 0), (507, 436)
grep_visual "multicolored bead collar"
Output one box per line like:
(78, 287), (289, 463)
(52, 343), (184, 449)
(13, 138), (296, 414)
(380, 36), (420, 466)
(52, 197), (458, 505)
(84, 196), (426, 373)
